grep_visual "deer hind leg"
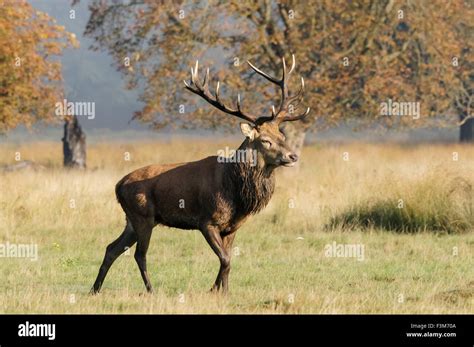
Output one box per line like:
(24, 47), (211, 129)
(91, 219), (137, 294)
(132, 218), (155, 293)
(201, 224), (232, 293)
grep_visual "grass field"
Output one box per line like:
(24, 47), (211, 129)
(0, 139), (473, 313)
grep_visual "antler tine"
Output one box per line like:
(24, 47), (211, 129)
(289, 54), (296, 74)
(190, 66), (195, 84)
(281, 107), (311, 123)
(247, 60), (280, 84)
(237, 94), (242, 111)
(190, 60), (199, 87)
(215, 81), (221, 101)
(281, 57), (288, 98)
(281, 57), (287, 78)
(202, 67), (210, 91)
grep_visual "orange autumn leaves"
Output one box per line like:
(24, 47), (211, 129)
(0, 0), (78, 133)
(85, 0), (472, 132)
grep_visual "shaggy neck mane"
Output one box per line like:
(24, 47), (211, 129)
(224, 148), (275, 216)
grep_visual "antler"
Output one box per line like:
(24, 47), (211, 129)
(183, 61), (273, 125)
(247, 54), (310, 123)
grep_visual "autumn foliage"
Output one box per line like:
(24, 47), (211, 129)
(0, 0), (78, 133)
(84, 0), (472, 133)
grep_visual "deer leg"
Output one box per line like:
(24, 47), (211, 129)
(201, 225), (231, 293)
(91, 221), (137, 294)
(220, 232), (236, 291)
(133, 219), (154, 293)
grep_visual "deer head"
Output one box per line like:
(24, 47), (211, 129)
(184, 55), (310, 168)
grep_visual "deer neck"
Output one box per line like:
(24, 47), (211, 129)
(223, 139), (276, 216)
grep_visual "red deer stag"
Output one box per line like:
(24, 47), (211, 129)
(91, 55), (310, 294)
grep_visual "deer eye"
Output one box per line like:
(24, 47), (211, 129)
(261, 139), (272, 148)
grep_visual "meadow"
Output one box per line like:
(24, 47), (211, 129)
(0, 139), (473, 313)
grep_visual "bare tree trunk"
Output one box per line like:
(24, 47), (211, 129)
(279, 120), (308, 200)
(62, 115), (87, 169)
(279, 121), (308, 207)
(280, 121), (308, 166)
(460, 114), (473, 143)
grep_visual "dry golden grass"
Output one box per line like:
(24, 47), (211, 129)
(0, 139), (473, 313)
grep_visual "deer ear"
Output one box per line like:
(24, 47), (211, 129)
(240, 123), (257, 140)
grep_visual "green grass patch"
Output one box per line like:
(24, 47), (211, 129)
(327, 174), (473, 233)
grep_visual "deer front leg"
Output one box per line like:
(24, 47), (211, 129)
(200, 224), (231, 293)
(210, 231), (237, 292)
(220, 231), (236, 291)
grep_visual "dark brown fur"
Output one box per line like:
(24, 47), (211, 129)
(223, 158), (275, 217)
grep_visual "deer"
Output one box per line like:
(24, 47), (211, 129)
(91, 55), (310, 294)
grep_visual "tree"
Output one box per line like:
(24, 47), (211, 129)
(451, 10), (473, 142)
(84, 0), (474, 148)
(0, 0), (78, 133)
(0, 0), (86, 167)
(62, 115), (87, 169)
